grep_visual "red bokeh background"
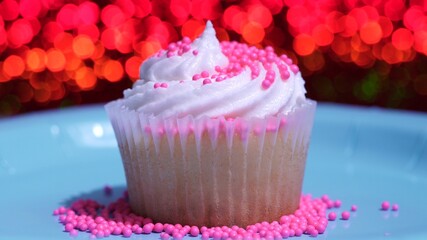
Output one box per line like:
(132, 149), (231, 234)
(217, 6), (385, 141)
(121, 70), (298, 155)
(1, 0), (427, 115)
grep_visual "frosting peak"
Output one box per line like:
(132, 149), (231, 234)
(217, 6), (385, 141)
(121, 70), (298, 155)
(123, 21), (308, 119)
(138, 21), (228, 83)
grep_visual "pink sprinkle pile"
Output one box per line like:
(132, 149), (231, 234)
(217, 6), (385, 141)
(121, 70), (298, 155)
(54, 192), (357, 239)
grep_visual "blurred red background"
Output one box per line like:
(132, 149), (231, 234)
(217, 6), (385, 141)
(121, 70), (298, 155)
(1, 0), (427, 115)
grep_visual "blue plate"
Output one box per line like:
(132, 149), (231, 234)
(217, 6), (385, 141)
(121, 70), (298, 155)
(1, 103), (426, 239)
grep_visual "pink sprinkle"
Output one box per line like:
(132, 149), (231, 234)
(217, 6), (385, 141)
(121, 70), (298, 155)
(392, 204), (399, 211)
(69, 229), (78, 237)
(201, 232), (210, 239)
(381, 201), (390, 211)
(166, 51), (174, 58)
(281, 70), (290, 80)
(173, 232), (184, 239)
(328, 211), (337, 221)
(123, 227), (132, 237)
(168, 43), (177, 51)
(215, 76), (225, 82)
(310, 229), (319, 237)
(183, 45), (191, 52)
(160, 233), (171, 240)
(143, 223), (154, 234)
(327, 199), (334, 209)
(112, 227), (121, 235)
(192, 50), (198, 55)
(200, 226), (207, 233)
(192, 74), (201, 81)
(154, 83), (161, 89)
(321, 194), (329, 202)
(190, 226), (200, 237)
(65, 223), (74, 232)
(79, 223), (88, 231)
(182, 36), (191, 44)
(262, 80), (272, 89)
(203, 79), (212, 85)
(265, 46), (274, 52)
(160, 83), (168, 88)
(201, 71), (209, 78)
(134, 227), (142, 234)
(213, 230), (222, 239)
(165, 224), (174, 234)
(341, 211), (350, 220)
(58, 206), (66, 214)
(334, 200), (342, 208)
(290, 64), (299, 74)
(294, 228), (303, 236)
(153, 223), (164, 233)
(96, 231), (105, 238)
(351, 205), (358, 211)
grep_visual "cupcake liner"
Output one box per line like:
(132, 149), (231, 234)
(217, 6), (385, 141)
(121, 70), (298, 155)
(105, 99), (316, 227)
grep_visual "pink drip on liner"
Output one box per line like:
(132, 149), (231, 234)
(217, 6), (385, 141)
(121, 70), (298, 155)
(140, 115), (288, 142)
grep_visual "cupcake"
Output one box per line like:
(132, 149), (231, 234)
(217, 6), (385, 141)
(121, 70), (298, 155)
(105, 21), (316, 227)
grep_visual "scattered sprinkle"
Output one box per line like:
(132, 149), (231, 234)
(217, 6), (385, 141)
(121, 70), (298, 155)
(328, 212), (337, 221)
(381, 201), (390, 211)
(202, 79), (212, 85)
(392, 204), (399, 211)
(341, 211), (350, 220)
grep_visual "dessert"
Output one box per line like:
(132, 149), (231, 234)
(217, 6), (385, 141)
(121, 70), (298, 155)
(105, 21), (316, 227)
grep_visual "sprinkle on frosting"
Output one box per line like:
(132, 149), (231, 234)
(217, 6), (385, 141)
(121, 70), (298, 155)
(218, 40), (294, 89)
(184, 39), (298, 90)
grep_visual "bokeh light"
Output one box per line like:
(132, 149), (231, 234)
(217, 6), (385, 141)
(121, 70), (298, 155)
(1, 0), (427, 115)
(3, 55), (25, 77)
(73, 35), (95, 59)
(46, 48), (66, 72)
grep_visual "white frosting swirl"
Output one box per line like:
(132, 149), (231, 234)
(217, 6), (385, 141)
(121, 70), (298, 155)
(139, 21), (228, 83)
(121, 21), (308, 119)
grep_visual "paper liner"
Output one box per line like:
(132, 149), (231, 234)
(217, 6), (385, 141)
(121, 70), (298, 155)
(105, 100), (316, 227)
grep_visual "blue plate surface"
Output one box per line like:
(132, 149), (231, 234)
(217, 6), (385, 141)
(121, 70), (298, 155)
(1, 103), (426, 240)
